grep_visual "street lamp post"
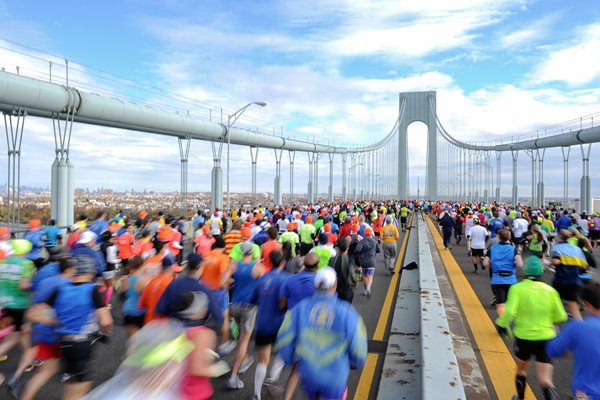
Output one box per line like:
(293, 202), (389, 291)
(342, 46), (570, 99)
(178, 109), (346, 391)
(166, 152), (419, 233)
(226, 101), (267, 211)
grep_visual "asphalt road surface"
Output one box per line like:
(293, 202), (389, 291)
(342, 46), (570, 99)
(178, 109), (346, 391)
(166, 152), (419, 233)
(0, 229), (409, 400)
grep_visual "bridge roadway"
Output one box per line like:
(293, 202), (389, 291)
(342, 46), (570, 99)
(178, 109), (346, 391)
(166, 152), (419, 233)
(0, 214), (587, 399)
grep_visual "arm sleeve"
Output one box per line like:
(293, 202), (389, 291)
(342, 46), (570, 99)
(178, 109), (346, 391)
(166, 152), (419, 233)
(546, 321), (574, 358)
(275, 309), (297, 366)
(348, 312), (368, 369)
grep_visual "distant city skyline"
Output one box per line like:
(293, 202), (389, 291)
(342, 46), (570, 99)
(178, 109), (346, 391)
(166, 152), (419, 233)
(0, 1), (599, 198)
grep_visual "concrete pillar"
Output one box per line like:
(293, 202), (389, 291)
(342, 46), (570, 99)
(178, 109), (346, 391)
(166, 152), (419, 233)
(580, 144), (592, 213)
(210, 141), (224, 210)
(537, 149), (545, 207)
(314, 154), (321, 202)
(51, 110), (75, 229)
(288, 150), (295, 205)
(511, 150), (518, 206)
(178, 137), (191, 215)
(274, 148), (283, 206)
(250, 146), (259, 206)
(495, 151), (501, 203)
(328, 153), (334, 203)
(342, 153), (347, 200)
(562, 147), (570, 208)
(307, 153), (315, 203)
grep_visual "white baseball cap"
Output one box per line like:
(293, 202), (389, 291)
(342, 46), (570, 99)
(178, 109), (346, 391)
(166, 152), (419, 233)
(78, 231), (97, 244)
(314, 266), (337, 290)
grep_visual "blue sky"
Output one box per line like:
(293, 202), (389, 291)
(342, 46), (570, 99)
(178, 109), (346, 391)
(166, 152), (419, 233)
(1, 0), (600, 199)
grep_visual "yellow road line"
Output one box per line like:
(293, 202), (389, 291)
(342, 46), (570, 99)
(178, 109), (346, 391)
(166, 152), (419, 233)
(425, 217), (536, 400)
(355, 214), (413, 398)
(355, 354), (379, 399)
(373, 214), (412, 340)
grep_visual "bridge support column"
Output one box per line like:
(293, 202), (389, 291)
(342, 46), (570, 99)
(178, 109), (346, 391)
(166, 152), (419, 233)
(483, 152), (489, 204)
(350, 153), (357, 200)
(288, 150), (295, 205)
(314, 154), (321, 203)
(50, 109), (75, 229)
(537, 149), (545, 207)
(495, 151), (501, 203)
(342, 153), (347, 200)
(511, 150), (518, 206)
(580, 144), (592, 213)
(250, 146), (259, 207)
(328, 153), (334, 203)
(4, 108), (26, 232)
(307, 152), (315, 203)
(178, 137), (191, 215)
(210, 140), (224, 211)
(527, 150), (537, 207)
(274, 148), (283, 206)
(562, 147), (570, 208)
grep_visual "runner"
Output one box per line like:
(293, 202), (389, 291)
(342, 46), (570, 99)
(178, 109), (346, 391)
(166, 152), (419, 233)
(495, 256), (566, 400)
(483, 229), (523, 317)
(27, 255), (113, 400)
(299, 216), (316, 256)
(439, 210), (455, 249)
(381, 216), (400, 274)
(467, 217), (489, 274)
(118, 256), (146, 338)
(310, 233), (336, 269)
(227, 242), (264, 390)
(23, 220), (44, 268)
(400, 204), (409, 232)
(330, 237), (356, 303)
(0, 240), (35, 364)
(249, 251), (288, 398)
(138, 256), (176, 324)
(275, 267), (367, 400)
(354, 227), (380, 299)
(546, 282), (600, 400)
(550, 230), (588, 320)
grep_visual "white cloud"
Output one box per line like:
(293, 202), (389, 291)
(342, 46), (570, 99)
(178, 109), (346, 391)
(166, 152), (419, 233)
(497, 14), (557, 49)
(532, 23), (600, 86)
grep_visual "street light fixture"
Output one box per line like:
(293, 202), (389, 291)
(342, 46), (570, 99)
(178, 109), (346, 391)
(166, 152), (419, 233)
(226, 101), (267, 211)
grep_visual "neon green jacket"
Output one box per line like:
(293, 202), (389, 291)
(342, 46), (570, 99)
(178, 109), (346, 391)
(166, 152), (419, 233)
(496, 279), (567, 341)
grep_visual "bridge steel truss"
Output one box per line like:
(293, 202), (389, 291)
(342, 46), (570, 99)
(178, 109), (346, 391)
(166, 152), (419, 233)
(1, 69), (600, 231)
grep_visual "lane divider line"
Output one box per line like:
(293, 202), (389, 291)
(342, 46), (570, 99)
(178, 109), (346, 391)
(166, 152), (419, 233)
(355, 214), (413, 399)
(425, 217), (536, 400)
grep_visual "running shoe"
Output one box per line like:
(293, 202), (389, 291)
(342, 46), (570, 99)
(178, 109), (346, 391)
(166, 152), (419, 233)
(218, 340), (237, 356)
(24, 359), (45, 372)
(227, 376), (244, 390)
(0, 355), (7, 362)
(239, 355), (254, 374)
(473, 269), (479, 275)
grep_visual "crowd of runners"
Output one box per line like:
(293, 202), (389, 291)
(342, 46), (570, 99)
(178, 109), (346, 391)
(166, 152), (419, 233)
(0, 200), (598, 400)
(0, 202), (410, 400)
(433, 202), (600, 400)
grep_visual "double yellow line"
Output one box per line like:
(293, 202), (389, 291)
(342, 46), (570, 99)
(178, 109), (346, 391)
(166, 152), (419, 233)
(355, 214), (413, 399)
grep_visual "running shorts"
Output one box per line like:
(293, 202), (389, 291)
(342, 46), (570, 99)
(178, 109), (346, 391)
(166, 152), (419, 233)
(123, 314), (145, 329)
(255, 332), (278, 347)
(300, 242), (313, 256)
(591, 230), (600, 240)
(36, 342), (61, 360)
(303, 384), (348, 400)
(211, 289), (230, 314)
(553, 284), (581, 302)
(514, 338), (552, 364)
(471, 248), (485, 257)
(230, 303), (257, 333)
(361, 266), (375, 276)
(60, 340), (93, 382)
(491, 284), (512, 304)
(400, 217), (407, 224)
